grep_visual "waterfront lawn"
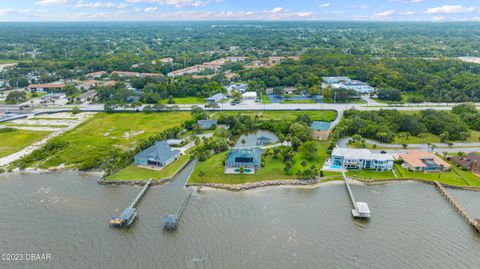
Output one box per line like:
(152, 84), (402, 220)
(213, 110), (337, 122)
(36, 112), (191, 169)
(189, 140), (341, 184)
(160, 97), (205, 104)
(189, 152), (295, 184)
(0, 129), (51, 158)
(392, 164), (480, 187)
(107, 154), (190, 181)
(347, 169), (396, 180)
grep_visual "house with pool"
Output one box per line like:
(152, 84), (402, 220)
(323, 148), (394, 172)
(224, 147), (264, 174)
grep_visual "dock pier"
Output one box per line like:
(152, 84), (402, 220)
(162, 187), (194, 231)
(434, 181), (480, 233)
(342, 172), (370, 218)
(110, 179), (153, 228)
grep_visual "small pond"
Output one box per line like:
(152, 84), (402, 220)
(234, 129), (278, 148)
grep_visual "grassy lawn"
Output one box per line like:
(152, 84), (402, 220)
(393, 164), (480, 187)
(213, 110), (337, 122)
(347, 169), (396, 180)
(0, 129), (51, 158)
(160, 97), (205, 104)
(36, 112), (191, 169)
(5, 123), (68, 128)
(392, 130), (479, 144)
(107, 154), (190, 181)
(260, 94), (272, 104)
(189, 140), (341, 184)
(189, 152), (296, 184)
(393, 133), (440, 144)
(0, 60), (18, 64)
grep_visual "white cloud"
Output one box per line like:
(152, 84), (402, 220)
(399, 11), (415, 16)
(295, 12), (313, 17)
(126, 0), (214, 8)
(35, 0), (68, 5)
(270, 7), (286, 14)
(426, 5), (476, 14)
(390, 0), (422, 3)
(373, 9), (396, 18)
(144, 6), (158, 12)
(319, 3), (331, 8)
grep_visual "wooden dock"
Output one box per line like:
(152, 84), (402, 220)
(342, 172), (370, 218)
(129, 179), (153, 208)
(162, 187), (194, 231)
(434, 181), (480, 232)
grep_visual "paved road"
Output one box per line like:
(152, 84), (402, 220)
(337, 137), (480, 154)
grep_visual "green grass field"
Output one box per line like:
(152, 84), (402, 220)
(160, 97), (205, 104)
(107, 154), (190, 181)
(0, 129), (51, 158)
(36, 112), (191, 168)
(212, 110), (337, 122)
(392, 130), (480, 144)
(349, 163), (480, 187)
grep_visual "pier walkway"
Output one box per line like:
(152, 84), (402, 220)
(434, 181), (480, 233)
(162, 187), (194, 230)
(110, 179), (153, 228)
(342, 172), (370, 218)
(129, 179), (153, 208)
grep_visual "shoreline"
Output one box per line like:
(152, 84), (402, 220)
(3, 165), (480, 192)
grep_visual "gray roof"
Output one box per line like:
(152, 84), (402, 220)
(225, 147), (263, 164)
(206, 93), (225, 102)
(197, 119), (217, 129)
(135, 141), (180, 163)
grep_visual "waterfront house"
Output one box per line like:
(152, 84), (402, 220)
(331, 148), (394, 171)
(224, 147), (263, 174)
(448, 153), (480, 174)
(398, 151), (450, 172)
(206, 93), (226, 103)
(134, 141), (181, 167)
(197, 119), (217, 130)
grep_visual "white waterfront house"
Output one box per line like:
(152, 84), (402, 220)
(331, 148), (394, 171)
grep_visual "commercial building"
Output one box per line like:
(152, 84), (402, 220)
(206, 93), (226, 103)
(28, 83), (66, 92)
(242, 91), (257, 100)
(331, 148), (394, 171)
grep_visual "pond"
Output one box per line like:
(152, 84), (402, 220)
(234, 129), (279, 148)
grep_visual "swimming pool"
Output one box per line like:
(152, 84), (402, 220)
(234, 168), (252, 173)
(330, 165), (342, 169)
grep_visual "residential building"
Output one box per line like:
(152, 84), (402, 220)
(28, 83), (66, 92)
(197, 119), (217, 130)
(78, 90), (96, 103)
(76, 80), (97, 90)
(206, 93), (226, 103)
(86, 71), (107, 78)
(448, 153), (480, 174)
(331, 148), (394, 171)
(398, 151), (450, 172)
(134, 141), (181, 167)
(323, 76), (374, 94)
(160, 57), (174, 64)
(322, 77), (352, 84)
(242, 91), (257, 100)
(224, 147), (264, 173)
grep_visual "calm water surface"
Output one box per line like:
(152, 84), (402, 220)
(1, 163), (480, 269)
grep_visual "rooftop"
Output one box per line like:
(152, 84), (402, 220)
(332, 148), (394, 161)
(135, 141), (180, 163)
(398, 151), (450, 168)
(310, 121), (331, 131)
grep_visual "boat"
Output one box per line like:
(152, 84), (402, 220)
(110, 207), (137, 228)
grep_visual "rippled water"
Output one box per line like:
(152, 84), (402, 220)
(1, 163), (480, 269)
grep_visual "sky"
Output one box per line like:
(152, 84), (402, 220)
(1, 0), (480, 21)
